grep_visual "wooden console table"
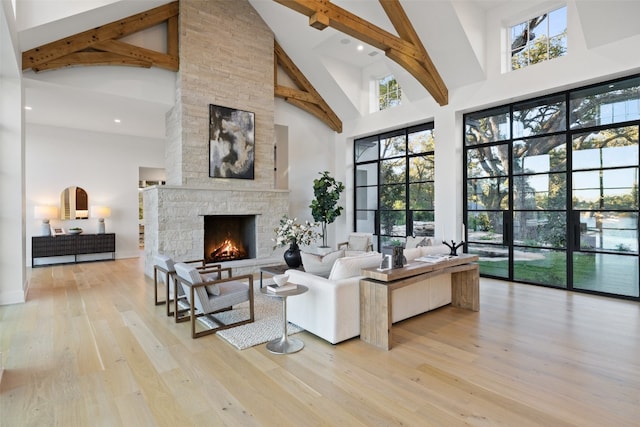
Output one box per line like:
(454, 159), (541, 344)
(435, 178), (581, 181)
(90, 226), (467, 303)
(32, 233), (116, 267)
(359, 254), (479, 350)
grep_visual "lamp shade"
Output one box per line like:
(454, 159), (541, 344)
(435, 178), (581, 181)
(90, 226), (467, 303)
(34, 205), (58, 220)
(91, 206), (111, 219)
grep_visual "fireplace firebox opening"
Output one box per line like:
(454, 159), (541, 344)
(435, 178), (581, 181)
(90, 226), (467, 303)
(204, 215), (256, 263)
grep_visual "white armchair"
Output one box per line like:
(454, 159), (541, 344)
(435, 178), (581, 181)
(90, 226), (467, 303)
(337, 232), (374, 256)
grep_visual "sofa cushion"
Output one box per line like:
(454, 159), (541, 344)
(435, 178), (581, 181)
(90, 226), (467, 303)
(328, 252), (382, 281)
(301, 249), (344, 278)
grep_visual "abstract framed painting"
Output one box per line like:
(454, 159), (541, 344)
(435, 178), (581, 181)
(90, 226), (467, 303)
(209, 104), (255, 179)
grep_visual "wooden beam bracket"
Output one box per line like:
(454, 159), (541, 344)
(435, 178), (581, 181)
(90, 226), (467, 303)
(274, 40), (342, 133)
(274, 0), (448, 106)
(22, 1), (179, 72)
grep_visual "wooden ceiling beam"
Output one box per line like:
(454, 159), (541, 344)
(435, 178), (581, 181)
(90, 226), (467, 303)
(32, 52), (152, 72)
(274, 40), (342, 133)
(92, 40), (178, 71)
(22, 1), (179, 72)
(273, 0), (448, 106)
(379, 0), (447, 104)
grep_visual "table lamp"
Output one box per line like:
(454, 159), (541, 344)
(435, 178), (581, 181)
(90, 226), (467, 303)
(34, 205), (59, 236)
(91, 206), (111, 234)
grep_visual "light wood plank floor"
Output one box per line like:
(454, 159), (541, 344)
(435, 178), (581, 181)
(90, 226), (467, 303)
(1, 257), (638, 426)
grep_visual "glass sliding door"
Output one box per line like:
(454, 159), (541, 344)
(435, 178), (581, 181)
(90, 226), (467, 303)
(569, 82), (640, 297)
(511, 96), (568, 288)
(464, 107), (511, 278)
(379, 129), (407, 245)
(354, 136), (379, 240)
(464, 73), (640, 300)
(354, 123), (435, 250)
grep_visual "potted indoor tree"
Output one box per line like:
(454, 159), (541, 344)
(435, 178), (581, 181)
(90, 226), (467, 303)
(309, 171), (345, 250)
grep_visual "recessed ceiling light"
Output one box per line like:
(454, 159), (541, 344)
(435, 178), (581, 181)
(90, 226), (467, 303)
(340, 38), (350, 45)
(357, 44), (364, 51)
(114, 118), (121, 123)
(24, 106), (32, 110)
(368, 51), (379, 57)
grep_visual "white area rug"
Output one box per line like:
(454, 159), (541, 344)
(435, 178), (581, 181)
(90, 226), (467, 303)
(214, 281), (304, 350)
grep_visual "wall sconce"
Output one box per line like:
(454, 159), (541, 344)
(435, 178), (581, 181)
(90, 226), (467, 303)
(34, 205), (59, 236)
(91, 206), (111, 234)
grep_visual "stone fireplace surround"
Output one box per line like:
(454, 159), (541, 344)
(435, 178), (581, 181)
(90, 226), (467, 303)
(143, 186), (288, 277)
(142, 0), (288, 278)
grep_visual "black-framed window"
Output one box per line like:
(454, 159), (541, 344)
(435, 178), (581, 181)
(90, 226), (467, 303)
(464, 74), (640, 300)
(354, 122), (435, 249)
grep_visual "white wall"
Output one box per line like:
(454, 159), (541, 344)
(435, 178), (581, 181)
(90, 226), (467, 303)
(26, 124), (165, 264)
(275, 100), (344, 247)
(0, 0), (27, 305)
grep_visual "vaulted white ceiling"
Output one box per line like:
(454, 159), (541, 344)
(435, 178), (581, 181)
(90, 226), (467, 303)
(15, 0), (640, 139)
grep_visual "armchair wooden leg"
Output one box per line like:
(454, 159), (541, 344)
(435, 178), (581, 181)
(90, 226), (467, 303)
(153, 268), (166, 306)
(174, 277), (190, 323)
(165, 271), (175, 317)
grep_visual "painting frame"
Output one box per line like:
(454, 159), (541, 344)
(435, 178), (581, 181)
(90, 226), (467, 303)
(208, 104), (255, 180)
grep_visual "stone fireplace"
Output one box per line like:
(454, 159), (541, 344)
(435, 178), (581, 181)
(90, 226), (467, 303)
(143, 186), (288, 276)
(204, 214), (256, 263)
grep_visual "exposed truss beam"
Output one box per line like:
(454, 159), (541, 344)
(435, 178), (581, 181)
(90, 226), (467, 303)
(274, 40), (342, 133)
(273, 0), (448, 106)
(22, 1), (179, 72)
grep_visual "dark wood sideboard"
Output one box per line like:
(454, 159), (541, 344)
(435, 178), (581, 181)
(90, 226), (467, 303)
(32, 233), (116, 267)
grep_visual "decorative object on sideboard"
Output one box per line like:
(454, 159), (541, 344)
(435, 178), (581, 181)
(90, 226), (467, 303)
(91, 206), (111, 234)
(34, 205), (58, 236)
(392, 245), (405, 268)
(208, 104), (255, 180)
(443, 240), (464, 256)
(68, 227), (83, 235)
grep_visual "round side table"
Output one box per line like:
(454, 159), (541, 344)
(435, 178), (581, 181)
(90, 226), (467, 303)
(260, 284), (308, 354)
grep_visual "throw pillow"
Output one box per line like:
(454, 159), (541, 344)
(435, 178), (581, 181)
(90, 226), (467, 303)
(201, 272), (221, 296)
(403, 247), (423, 262)
(419, 238), (432, 247)
(301, 249), (345, 278)
(405, 236), (430, 249)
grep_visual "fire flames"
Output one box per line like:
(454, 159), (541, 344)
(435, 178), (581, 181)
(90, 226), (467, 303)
(210, 238), (247, 262)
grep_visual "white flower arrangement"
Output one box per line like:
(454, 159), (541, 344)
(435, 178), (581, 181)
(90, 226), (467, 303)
(273, 215), (320, 248)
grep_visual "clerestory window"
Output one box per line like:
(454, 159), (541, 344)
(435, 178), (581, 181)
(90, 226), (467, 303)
(378, 75), (402, 111)
(510, 6), (567, 71)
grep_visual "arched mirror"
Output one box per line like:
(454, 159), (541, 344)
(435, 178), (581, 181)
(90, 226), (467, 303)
(60, 186), (89, 220)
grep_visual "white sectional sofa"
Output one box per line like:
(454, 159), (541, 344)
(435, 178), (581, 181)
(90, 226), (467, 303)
(286, 244), (452, 344)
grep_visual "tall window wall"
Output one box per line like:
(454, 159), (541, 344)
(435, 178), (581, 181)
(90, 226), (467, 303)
(354, 123), (435, 248)
(464, 74), (640, 300)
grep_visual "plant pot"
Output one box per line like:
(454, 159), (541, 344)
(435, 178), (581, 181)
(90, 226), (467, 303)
(283, 242), (302, 268)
